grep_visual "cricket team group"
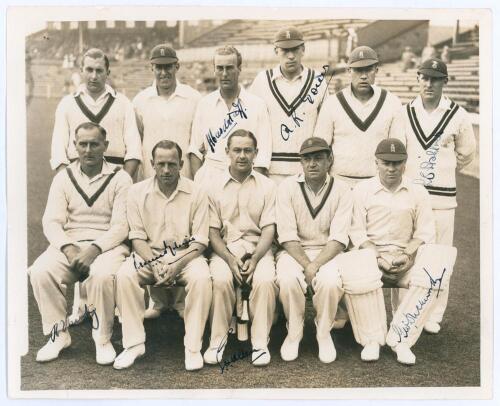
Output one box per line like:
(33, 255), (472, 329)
(28, 26), (476, 372)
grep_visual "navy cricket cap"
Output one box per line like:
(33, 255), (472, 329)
(348, 46), (379, 68)
(150, 44), (178, 64)
(418, 58), (448, 78)
(299, 137), (331, 156)
(375, 138), (407, 161)
(274, 27), (304, 49)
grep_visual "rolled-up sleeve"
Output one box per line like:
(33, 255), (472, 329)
(328, 183), (353, 248)
(277, 181), (299, 244)
(42, 172), (73, 250)
(50, 98), (71, 170)
(93, 172), (132, 252)
(349, 186), (370, 249)
(413, 186), (436, 244)
(190, 187), (209, 247)
(253, 101), (272, 170)
(127, 186), (148, 241)
(122, 98), (143, 162)
(258, 180), (276, 229)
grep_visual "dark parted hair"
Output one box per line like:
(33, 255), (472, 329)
(82, 48), (110, 70)
(75, 122), (107, 140)
(227, 129), (258, 149)
(151, 140), (183, 161)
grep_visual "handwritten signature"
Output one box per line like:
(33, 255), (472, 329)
(280, 65), (333, 141)
(133, 237), (195, 270)
(206, 99), (248, 153)
(216, 328), (267, 374)
(50, 303), (99, 342)
(391, 267), (446, 343)
(413, 136), (441, 187)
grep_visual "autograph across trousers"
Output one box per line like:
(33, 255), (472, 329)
(115, 253), (212, 351)
(28, 243), (129, 344)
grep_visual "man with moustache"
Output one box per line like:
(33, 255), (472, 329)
(204, 129), (277, 367)
(28, 122), (132, 365)
(397, 58), (476, 334)
(314, 46), (405, 186)
(189, 46), (271, 184)
(249, 26), (330, 184)
(341, 138), (456, 365)
(113, 140), (212, 371)
(133, 44), (201, 180)
(50, 48), (142, 178)
(276, 138), (353, 363)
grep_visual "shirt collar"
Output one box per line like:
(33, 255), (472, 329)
(347, 83), (380, 103)
(297, 173), (330, 195)
(74, 83), (117, 99)
(221, 167), (256, 186)
(212, 85), (248, 107)
(147, 175), (193, 200)
(147, 80), (189, 99)
(413, 94), (452, 112)
(373, 175), (410, 194)
(272, 64), (306, 82)
(72, 158), (115, 180)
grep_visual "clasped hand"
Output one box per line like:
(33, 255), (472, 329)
(151, 260), (181, 287)
(63, 244), (101, 281)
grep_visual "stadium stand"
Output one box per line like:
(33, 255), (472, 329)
(26, 19), (480, 114)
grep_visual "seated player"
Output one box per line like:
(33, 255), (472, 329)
(29, 122), (132, 365)
(203, 129), (278, 367)
(113, 140), (212, 371)
(276, 138), (353, 363)
(338, 138), (456, 364)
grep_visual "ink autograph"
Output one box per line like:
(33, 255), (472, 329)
(216, 328), (267, 374)
(50, 303), (99, 342)
(414, 135), (441, 186)
(132, 236), (196, 270)
(280, 64), (333, 141)
(391, 267), (446, 343)
(206, 99), (248, 153)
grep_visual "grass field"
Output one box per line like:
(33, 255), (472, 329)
(20, 97), (480, 390)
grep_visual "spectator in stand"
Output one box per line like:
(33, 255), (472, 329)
(421, 42), (437, 62)
(441, 45), (451, 64)
(401, 46), (416, 72)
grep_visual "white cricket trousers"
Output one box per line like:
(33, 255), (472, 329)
(115, 253), (212, 351)
(276, 249), (344, 340)
(29, 242), (129, 344)
(207, 246), (277, 350)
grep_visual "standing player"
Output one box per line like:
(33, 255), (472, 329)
(204, 129), (277, 367)
(133, 44), (201, 180)
(50, 48), (142, 178)
(28, 122), (132, 365)
(113, 140), (212, 371)
(249, 26), (330, 183)
(313, 46), (405, 186)
(189, 46), (272, 184)
(400, 58), (476, 334)
(276, 138), (353, 363)
(340, 138), (456, 364)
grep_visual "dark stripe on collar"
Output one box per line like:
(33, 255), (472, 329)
(266, 68), (315, 117)
(71, 156), (125, 165)
(336, 89), (387, 132)
(66, 166), (120, 207)
(298, 176), (334, 219)
(407, 101), (459, 150)
(74, 93), (116, 124)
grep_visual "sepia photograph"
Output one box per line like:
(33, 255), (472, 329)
(6, 4), (493, 400)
